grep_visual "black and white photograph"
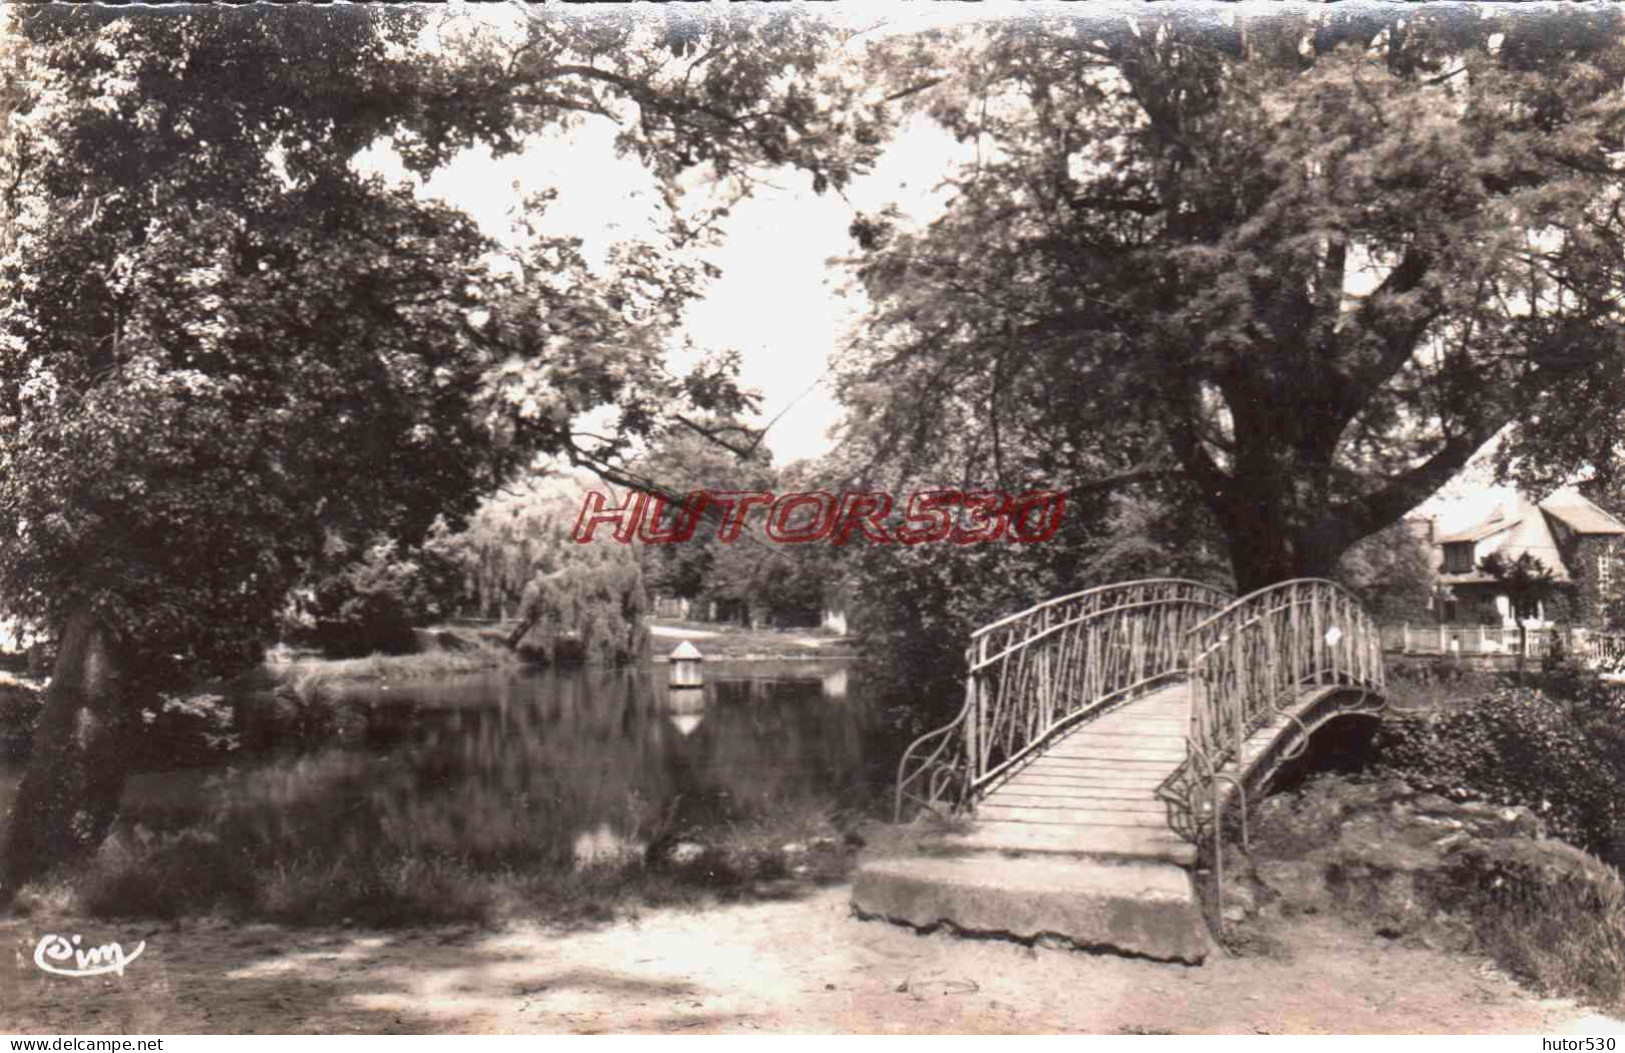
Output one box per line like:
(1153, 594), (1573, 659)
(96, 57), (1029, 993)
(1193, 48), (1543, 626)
(0, 0), (1623, 1037)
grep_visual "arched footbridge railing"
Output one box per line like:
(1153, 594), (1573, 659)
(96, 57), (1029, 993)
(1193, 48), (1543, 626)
(895, 578), (1234, 820)
(1155, 579), (1387, 884)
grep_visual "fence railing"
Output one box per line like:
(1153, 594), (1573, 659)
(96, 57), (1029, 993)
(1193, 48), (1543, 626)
(1163, 579), (1386, 828)
(1382, 623), (1625, 666)
(894, 578), (1233, 820)
(1153, 578), (1386, 930)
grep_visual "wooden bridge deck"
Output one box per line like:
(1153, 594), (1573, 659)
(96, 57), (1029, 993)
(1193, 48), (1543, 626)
(945, 681), (1198, 865)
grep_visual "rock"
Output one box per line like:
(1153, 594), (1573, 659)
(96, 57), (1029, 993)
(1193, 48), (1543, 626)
(1455, 801), (1545, 840)
(1432, 831), (1473, 854)
(1220, 879), (1258, 915)
(1255, 860), (1329, 911)
(668, 842), (708, 866)
(1221, 905), (1249, 923)
(1413, 793), (1457, 814)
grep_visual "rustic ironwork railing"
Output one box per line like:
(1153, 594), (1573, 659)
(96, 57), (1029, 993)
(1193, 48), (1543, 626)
(1154, 578), (1387, 930)
(1157, 579), (1386, 839)
(894, 578), (1232, 820)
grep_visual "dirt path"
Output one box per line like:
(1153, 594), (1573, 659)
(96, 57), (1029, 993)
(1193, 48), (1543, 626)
(1, 888), (1619, 1034)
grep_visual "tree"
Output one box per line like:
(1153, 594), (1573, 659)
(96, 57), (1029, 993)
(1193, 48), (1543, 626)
(1337, 519), (1436, 622)
(626, 424), (837, 627)
(287, 531), (466, 658)
(441, 471), (649, 663)
(0, 6), (873, 893)
(1479, 551), (1567, 682)
(629, 420), (778, 609)
(841, 7), (1625, 593)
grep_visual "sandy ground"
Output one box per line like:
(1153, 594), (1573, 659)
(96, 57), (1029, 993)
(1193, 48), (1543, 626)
(2, 887), (1623, 1035)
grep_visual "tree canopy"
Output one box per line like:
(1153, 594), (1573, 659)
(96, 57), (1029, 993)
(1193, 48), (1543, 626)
(0, 4), (873, 890)
(840, 7), (1625, 591)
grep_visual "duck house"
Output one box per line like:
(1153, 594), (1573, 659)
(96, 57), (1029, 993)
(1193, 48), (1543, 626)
(668, 640), (705, 689)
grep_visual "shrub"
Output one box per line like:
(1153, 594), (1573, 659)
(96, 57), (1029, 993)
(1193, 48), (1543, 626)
(0, 675), (44, 759)
(1377, 687), (1625, 858)
(80, 828), (260, 919)
(1462, 838), (1625, 1006)
(293, 536), (464, 658)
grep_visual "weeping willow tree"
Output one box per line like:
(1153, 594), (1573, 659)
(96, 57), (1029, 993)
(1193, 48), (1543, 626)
(448, 472), (650, 665)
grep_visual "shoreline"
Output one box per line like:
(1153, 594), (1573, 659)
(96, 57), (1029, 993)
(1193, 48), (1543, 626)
(650, 652), (862, 663)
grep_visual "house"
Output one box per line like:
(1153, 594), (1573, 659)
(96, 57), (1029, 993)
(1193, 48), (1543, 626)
(1431, 490), (1625, 630)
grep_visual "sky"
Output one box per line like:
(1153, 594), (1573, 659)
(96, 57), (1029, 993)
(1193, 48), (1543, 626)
(409, 118), (970, 467)
(375, 3), (1536, 513)
(370, 5), (981, 469)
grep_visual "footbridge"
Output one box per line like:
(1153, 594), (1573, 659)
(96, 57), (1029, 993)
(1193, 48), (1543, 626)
(853, 578), (1387, 962)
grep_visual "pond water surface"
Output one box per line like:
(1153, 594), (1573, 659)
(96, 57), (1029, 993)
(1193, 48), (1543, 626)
(2, 659), (886, 871)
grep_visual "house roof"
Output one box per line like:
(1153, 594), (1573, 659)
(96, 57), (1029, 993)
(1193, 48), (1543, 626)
(1435, 496), (1572, 584)
(1437, 517), (1517, 545)
(1539, 492), (1625, 536)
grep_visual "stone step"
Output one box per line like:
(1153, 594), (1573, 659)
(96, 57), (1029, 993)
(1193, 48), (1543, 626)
(851, 854), (1213, 964)
(975, 805), (1170, 827)
(942, 820), (1199, 866)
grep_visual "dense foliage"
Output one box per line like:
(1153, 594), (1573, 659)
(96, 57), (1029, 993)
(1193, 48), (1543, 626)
(841, 8), (1625, 591)
(442, 473), (649, 664)
(1334, 519), (1435, 622)
(288, 533), (465, 659)
(1378, 684), (1625, 858)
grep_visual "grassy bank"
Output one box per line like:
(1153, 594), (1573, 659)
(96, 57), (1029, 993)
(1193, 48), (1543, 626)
(1465, 838), (1625, 1009)
(1234, 660), (1625, 1010)
(12, 793), (867, 930)
(648, 620), (858, 660)
(269, 639), (520, 701)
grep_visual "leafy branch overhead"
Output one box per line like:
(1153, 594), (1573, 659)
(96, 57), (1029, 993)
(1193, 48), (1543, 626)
(839, 8), (1625, 590)
(0, 5), (871, 680)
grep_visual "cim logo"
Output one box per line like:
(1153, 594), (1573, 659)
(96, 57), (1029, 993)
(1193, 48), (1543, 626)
(33, 932), (145, 978)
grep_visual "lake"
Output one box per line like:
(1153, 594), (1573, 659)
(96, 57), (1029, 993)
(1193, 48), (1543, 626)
(1, 659), (885, 872)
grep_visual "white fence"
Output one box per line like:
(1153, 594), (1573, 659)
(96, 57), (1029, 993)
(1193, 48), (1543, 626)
(1382, 623), (1625, 666)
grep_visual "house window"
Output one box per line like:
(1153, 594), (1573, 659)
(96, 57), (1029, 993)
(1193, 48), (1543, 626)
(1443, 543), (1475, 574)
(1601, 547), (1615, 591)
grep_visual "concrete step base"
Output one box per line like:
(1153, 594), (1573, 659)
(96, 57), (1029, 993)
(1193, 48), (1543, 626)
(940, 821), (1200, 867)
(851, 854), (1214, 964)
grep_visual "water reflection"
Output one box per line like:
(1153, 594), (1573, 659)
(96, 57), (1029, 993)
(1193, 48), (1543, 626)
(98, 660), (876, 871)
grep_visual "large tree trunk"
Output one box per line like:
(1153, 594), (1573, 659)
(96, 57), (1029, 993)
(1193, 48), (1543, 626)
(0, 608), (131, 903)
(1216, 486), (1352, 596)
